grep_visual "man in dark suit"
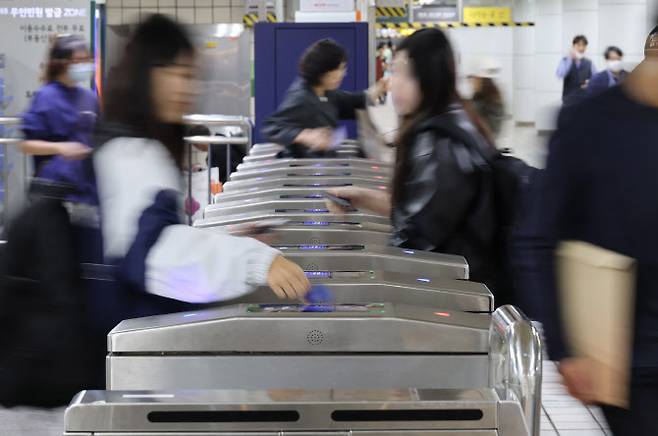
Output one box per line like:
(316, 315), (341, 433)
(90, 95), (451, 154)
(556, 35), (597, 105)
(517, 25), (658, 436)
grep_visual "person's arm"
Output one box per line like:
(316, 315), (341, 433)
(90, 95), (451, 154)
(328, 79), (389, 120)
(392, 133), (479, 251)
(556, 57), (573, 79)
(20, 87), (91, 159)
(327, 90), (368, 120)
(95, 138), (308, 303)
(20, 140), (90, 159)
(326, 186), (391, 216)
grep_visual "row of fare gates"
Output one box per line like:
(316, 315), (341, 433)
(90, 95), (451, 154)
(62, 139), (543, 436)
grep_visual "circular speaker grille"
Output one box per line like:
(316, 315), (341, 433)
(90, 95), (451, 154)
(306, 329), (325, 345)
(305, 263), (319, 271)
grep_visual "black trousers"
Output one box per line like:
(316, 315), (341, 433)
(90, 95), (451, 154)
(601, 368), (658, 436)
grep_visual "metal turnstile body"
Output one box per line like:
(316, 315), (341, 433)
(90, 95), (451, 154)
(194, 211), (391, 228)
(203, 223), (391, 245)
(107, 303), (490, 391)
(209, 186), (389, 204)
(225, 271), (493, 312)
(222, 176), (388, 193)
(230, 165), (390, 181)
(236, 158), (391, 172)
(275, 245), (468, 280)
(64, 388), (530, 435)
(203, 199), (358, 218)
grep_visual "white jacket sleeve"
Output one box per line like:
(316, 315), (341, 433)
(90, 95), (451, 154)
(95, 137), (280, 303)
(145, 225), (279, 303)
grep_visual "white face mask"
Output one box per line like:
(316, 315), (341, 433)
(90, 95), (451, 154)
(575, 51), (585, 60)
(68, 62), (94, 84)
(607, 60), (623, 73)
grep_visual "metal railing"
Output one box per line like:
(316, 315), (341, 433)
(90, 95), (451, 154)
(0, 117), (22, 231)
(182, 114), (253, 218)
(490, 305), (543, 436)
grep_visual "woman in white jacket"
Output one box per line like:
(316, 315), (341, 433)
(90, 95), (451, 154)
(93, 14), (309, 330)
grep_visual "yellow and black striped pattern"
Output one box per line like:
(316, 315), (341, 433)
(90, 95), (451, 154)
(377, 21), (534, 29)
(243, 12), (278, 27)
(376, 6), (407, 17)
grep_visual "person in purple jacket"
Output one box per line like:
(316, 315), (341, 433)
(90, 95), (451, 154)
(20, 34), (99, 203)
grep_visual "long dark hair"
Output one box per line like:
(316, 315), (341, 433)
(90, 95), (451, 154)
(473, 77), (503, 106)
(103, 14), (195, 167)
(44, 34), (88, 82)
(298, 39), (347, 87)
(391, 29), (493, 206)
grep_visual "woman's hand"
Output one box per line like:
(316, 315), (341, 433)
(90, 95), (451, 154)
(326, 187), (391, 216)
(324, 187), (366, 214)
(267, 255), (311, 300)
(57, 142), (92, 160)
(367, 78), (390, 103)
(296, 128), (333, 151)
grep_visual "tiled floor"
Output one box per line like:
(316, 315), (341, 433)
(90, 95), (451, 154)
(541, 361), (612, 436)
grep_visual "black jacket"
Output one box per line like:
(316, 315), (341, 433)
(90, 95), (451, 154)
(262, 78), (367, 158)
(390, 108), (498, 288)
(514, 86), (658, 366)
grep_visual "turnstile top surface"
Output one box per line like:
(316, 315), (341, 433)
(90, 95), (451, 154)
(65, 388), (499, 433)
(222, 176), (388, 193)
(230, 166), (390, 181)
(212, 186), (389, 203)
(193, 211), (391, 228)
(237, 158), (392, 171)
(208, 192), (381, 209)
(232, 272), (493, 312)
(108, 303), (490, 353)
(202, 221), (390, 233)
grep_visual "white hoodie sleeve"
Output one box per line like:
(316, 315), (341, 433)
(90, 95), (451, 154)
(94, 137), (280, 303)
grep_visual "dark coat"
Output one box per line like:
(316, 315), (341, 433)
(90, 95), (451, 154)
(390, 108), (498, 289)
(262, 78), (366, 158)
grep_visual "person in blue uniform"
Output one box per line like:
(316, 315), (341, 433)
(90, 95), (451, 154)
(556, 35), (596, 106)
(20, 34), (99, 203)
(587, 46), (628, 96)
(262, 39), (387, 158)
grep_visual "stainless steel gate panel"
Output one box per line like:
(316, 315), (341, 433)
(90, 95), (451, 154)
(277, 245), (468, 280)
(201, 225), (391, 245)
(209, 187), (390, 204)
(64, 388), (506, 435)
(230, 165), (390, 181)
(225, 273), (493, 313)
(236, 158), (391, 172)
(107, 354), (490, 391)
(194, 211), (390, 228)
(203, 199), (352, 218)
(222, 176), (388, 193)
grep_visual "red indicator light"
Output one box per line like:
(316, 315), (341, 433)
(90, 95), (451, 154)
(434, 312), (451, 317)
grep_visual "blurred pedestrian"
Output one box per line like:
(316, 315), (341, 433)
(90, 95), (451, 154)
(20, 34), (99, 203)
(557, 35), (596, 105)
(588, 46), (628, 95)
(469, 58), (505, 138)
(516, 25), (658, 436)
